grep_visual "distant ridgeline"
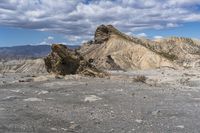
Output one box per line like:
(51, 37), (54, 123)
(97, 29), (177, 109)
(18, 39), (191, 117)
(0, 45), (80, 61)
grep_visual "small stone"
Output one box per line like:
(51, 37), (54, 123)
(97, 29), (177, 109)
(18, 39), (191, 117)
(152, 110), (160, 116)
(51, 127), (57, 131)
(176, 125), (184, 129)
(84, 95), (102, 102)
(109, 128), (114, 133)
(135, 119), (143, 124)
(23, 98), (43, 102)
(38, 90), (49, 95)
(69, 123), (80, 130)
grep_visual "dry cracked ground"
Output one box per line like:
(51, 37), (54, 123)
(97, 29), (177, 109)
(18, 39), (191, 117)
(1, 68), (200, 133)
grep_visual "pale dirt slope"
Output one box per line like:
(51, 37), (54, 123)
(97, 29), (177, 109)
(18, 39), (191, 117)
(80, 25), (200, 70)
(0, 59), (46, 74)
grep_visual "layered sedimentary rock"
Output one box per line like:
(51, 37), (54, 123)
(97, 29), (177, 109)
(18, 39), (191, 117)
(152, 37), (200, 67)
(80, 25), (200, 70)
(80, 25), (175, 70)
(44, 44), (108, 77)
(0, 59), (46, 74)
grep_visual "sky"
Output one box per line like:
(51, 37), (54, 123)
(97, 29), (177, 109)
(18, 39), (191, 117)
(0, 0), (200, 47)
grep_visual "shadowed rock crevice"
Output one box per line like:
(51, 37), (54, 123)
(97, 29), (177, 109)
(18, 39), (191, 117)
(44, 44), (108, 77)
(106, 55), (122, 70)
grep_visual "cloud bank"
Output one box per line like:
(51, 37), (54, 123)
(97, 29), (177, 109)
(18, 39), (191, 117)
(0, 0), (200, 42)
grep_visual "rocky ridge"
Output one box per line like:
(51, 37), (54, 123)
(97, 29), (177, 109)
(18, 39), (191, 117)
(80, 25), (200, 70)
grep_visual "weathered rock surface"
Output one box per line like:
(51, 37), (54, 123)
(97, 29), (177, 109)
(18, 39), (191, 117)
(80, 25), (175, 70)
(80, 25), (200, 70)
(94, 25), (116, 44)
(0, 59), (46, 74)
(44, 44), (108, 77)
(148, 37), (200, 67)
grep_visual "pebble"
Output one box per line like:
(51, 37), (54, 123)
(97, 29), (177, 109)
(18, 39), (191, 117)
(176, 125), (184, 129)
(38, 90), (49, 95)
(84, 95), (102, 102)
(135, 119), (143, 124)
(23, 98), (43, 102)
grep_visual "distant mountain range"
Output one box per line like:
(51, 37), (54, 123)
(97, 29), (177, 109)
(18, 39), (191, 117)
(0, 45), (80, 60)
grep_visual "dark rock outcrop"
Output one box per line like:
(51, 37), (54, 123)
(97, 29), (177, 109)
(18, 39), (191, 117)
(94, 24), (133, 44)
(95, 25), (111, 44)
(44, 44), (108, 77)
(94, 25), (121, 44)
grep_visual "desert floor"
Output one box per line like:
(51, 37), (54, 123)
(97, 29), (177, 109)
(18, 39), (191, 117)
(1, 68), (200, 133)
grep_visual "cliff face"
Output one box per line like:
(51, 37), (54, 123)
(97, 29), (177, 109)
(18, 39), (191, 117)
(80, 25), (200, 70)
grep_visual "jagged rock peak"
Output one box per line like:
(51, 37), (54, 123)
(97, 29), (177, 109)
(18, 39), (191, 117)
(94, 24), (141, 44)
(95, 25), (111, 44)
(94, 24), (123, 44)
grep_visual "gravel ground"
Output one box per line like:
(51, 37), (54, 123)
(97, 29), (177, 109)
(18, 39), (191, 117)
(1, 69), (200, 133)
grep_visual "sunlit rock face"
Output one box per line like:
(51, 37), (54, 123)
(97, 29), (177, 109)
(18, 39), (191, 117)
(80, 25), (200, 70)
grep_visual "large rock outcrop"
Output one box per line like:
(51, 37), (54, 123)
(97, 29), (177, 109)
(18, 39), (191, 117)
(80, 25), (200, 70)
(44, 44), (108, 77)
(80, 25), (175, 70)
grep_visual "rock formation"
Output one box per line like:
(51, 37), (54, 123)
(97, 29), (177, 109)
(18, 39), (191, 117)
(44, 44), (108, 77)
(80, 25), (200, 70)
(151, 37), (200, 67)
(80, 25), (175, 70)
(0, 59), (46, 74)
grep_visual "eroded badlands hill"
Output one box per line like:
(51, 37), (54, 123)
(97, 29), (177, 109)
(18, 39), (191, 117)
(80, 25), (200, 70)
(0, 59), (46, 74)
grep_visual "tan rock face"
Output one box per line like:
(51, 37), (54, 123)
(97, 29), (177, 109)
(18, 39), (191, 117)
(44, 44), (108, 77)
(147, 37), (200, 64)
(80, 25), (200, 70)
(80, 25), (175, 70)
(0, 59), (46, 74)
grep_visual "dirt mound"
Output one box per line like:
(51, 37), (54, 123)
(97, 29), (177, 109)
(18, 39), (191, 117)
(80, 25), (200, 70)
(44, 44), (108, 77)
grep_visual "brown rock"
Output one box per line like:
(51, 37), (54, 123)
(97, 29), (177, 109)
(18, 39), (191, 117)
(94, 25), (120, 44)
(44, 44), (108, 77)
(95, 25), (111, 44)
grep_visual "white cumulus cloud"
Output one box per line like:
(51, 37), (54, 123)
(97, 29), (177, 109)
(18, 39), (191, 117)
(154, 36), (163, 40)
(137, 33), (147, 37)
(0, 0), (200, 43)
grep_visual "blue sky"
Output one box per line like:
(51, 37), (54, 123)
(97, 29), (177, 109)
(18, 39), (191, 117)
(0, 26), (67, 46)
(135, 22), (200, 39)
(0, 0), (200, 47)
